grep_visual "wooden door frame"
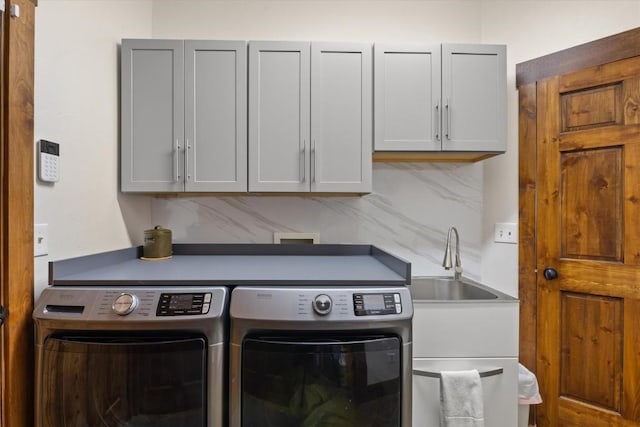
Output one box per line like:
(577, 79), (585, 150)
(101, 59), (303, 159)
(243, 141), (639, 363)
(1, 0), (36, 426)
(517, 26), (640, 422)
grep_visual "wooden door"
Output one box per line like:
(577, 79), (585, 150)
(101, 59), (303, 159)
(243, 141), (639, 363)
(0, 0), (36, 426)
(536, 56), (640, 426)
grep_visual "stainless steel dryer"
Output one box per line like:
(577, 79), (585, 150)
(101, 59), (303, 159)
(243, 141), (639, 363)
(229, 285), (413, 427)
(33, 285), (228, 427)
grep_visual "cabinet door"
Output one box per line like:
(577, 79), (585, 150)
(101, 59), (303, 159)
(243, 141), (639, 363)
(248, 41), (310, 192)
(185, 40), (247, 192)
(441, 44), (506, 152)
(311, 43), (372, 193)
(121, 39), (184, 192)
(374, 44), (441, 151)
(412, 357), (518, 427)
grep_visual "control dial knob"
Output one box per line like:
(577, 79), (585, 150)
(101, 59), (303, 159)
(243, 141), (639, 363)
(112, 293), (138, 316)
(313, 294), (332, 315)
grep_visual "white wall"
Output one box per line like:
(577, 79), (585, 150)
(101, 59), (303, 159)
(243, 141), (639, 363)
(34, 0), (155, 297)
(34, 0), (640, 299)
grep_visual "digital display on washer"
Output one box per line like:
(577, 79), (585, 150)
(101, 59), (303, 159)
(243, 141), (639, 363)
(157, 293), (211, 316)
(362, 294), (385, 310)
(353, 293), (402, 316)
(169, 294), (195, 310)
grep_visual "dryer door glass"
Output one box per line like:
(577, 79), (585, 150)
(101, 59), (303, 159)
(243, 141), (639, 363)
(242, 335), (401, 427)
(39, 334), (207, 427)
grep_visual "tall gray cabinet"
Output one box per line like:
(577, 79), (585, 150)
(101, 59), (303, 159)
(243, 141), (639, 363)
(249, 41), (372, 193)
(121, 39), (247, 192)
(374, 43), (506, 154)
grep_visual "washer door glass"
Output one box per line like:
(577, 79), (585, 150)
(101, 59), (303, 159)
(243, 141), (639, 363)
(242, 335), (401, 427)
(39, 335), (207, 427)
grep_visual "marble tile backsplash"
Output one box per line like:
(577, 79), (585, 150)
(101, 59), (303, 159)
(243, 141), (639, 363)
(151, 162), (483, 278)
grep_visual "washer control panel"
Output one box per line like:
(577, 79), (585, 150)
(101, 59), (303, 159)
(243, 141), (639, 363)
(230, 287), (412, 322)
(353, 292), (402, 316)
(33, 287), (227, 322)
(156, 292), (212, 316)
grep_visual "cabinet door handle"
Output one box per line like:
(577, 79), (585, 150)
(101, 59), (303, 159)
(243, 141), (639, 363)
(311, 139), (317, 184)
(435, 103), (440, 141)
(412, 367), (503, 379)
(445, 100), (451, 140)
(174, 140), (182, 182)
(300, 144), (306, 183)
(186, 140), (191, 182)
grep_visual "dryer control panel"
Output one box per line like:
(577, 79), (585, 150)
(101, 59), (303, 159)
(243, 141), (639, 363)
(33, 286), (228, 322)
(353, 292), (402, 316)
(156, 292), (212, 316)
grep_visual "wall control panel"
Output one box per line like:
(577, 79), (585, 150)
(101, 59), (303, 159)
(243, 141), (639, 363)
(38, 139), (60, 182)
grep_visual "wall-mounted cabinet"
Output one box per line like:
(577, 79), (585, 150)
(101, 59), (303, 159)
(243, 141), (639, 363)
(120, 39), (502, 195)
(373, 43), (506, 162)
(121, 39), (247, 192)
(249, 41), (372, 193)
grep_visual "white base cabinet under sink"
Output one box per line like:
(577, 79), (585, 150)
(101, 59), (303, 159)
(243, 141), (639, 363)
(413, 357), (518, 426)
(411, 295), (519, 427)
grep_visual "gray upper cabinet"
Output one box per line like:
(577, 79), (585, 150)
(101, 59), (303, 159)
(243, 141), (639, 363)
(374, 44), (441, 151)
(248, 41), (311, 192)
(374, 43), (506, 156)
(121, 39), (247, 192)
(121, 39), (184, 192)
(311, 43), (372, 193)
(441, 44), (506, 152)
(249, 41), (372, 193)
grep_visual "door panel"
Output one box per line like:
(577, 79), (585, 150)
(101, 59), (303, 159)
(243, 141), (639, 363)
(121, 39), (185, 192)
(373, 44), (441, 151)
(248, 41), (310, 192)
(559, 292), (622, 411)
(311, 43), (372, 193)
(441, 44), (506, 152)
(185, 40), (247, 192)
(537, 55), (640, 426)
(560, 147), (623, 261)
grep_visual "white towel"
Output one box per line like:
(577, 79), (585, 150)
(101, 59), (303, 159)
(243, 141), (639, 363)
(439, 369), (485, 427)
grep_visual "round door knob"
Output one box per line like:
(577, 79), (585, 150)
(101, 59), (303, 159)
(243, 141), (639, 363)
(543, 268), (559, 280)
(313, 294), (332, 315)
(112, 293), (138, 316)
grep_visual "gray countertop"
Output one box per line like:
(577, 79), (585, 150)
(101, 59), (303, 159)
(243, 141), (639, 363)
(49, 244), (411, 286)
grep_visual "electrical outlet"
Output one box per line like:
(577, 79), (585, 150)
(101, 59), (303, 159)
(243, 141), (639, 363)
(494, 222), (517, 244)
(34, 223), (49, 257)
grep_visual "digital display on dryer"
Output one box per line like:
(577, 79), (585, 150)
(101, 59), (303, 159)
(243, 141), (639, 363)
(353, 293), (402, 316)
(156, 293), (211, 316)
(362, 294), (385, 310)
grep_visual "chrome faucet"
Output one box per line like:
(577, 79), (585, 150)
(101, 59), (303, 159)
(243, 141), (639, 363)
(442, 226), (463, 280)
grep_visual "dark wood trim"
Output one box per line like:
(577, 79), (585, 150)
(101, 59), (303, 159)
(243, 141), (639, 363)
(1, 0), (35, 426)
(516, 26), (640, 87)
(517, 82), (538, 424)
(518, 82), (537, 369)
